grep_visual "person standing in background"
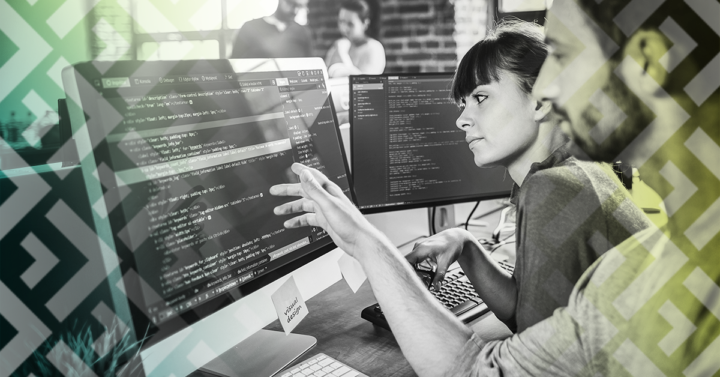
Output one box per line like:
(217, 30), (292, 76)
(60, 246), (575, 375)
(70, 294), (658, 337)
(230, 0), (313, 59)
(325, 0), (386, 77)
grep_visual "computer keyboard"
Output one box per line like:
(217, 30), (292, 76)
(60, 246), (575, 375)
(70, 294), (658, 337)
(361, 261), (515, 331)
(279, 353), (368, 377)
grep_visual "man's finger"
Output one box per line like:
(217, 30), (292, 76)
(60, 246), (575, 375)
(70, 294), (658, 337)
(283, 213), (319, 229)
(292, 163), (346, 199)
(298, 169), (335, 209)
(269, 183), (306, 198)
(274, 198), (315, 215)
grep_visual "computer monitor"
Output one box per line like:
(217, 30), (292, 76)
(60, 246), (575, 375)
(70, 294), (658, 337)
(350, 73), (513, 215)
(61, 58), (353, 376)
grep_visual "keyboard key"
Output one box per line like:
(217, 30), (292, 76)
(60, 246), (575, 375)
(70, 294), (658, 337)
(284, 354), (365, 377)
(319, 358), (334, 367)
(333, 366), (351, 376)
(450, 300), (477, 315)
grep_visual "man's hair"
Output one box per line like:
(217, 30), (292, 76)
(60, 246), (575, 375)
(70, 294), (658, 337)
(451, 19), (547, 103)
(575, 0), (716, 95)
(340, 0), (371, 22)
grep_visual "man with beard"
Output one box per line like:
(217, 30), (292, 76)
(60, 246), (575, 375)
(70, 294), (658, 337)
(270, 0), (719, 374)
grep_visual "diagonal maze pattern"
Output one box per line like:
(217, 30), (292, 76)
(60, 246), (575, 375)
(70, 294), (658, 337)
(0, 0), (718, 376)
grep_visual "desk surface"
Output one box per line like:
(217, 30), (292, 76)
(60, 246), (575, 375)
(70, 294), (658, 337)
(267, 278), (415, 376)
(189, 200), (514, 377)
(264, 269), (513, 377)
(266, 201), (515, 377)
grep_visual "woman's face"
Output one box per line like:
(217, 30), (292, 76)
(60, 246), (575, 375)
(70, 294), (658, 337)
(456, 71), (540, 169)
(338, 9), (368, 42)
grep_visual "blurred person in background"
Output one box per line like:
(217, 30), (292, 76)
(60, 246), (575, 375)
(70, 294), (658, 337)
(231, 0), (313, 59)
(325, 0), (386, 77)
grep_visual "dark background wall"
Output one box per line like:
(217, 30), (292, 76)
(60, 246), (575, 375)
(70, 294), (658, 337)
(308, 0), (467, 73)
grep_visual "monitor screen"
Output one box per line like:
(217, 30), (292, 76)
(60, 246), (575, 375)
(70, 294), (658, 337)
(350, 73), (513, 213)
(62, 58), (352, 352)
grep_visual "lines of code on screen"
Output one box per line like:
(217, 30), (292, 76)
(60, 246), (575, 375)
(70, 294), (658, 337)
(351, 74), (511, 211)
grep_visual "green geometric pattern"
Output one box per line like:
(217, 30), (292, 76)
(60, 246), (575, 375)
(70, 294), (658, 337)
(0, 30), (19, 73)
(0, 0), (718, 376)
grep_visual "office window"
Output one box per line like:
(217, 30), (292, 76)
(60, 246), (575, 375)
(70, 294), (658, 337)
(132, 0), (278, 60)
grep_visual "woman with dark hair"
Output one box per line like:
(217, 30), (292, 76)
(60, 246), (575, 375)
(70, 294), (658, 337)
(405, 20), (651, 333)
(325, 0), (385, 77)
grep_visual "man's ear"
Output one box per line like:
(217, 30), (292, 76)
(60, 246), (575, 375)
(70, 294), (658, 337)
(533, 100), (552, 123)
(621, 29), (670, 94)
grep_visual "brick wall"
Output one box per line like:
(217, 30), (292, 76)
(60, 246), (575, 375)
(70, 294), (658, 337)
(308, 0), (491, 74)
(379, 0), (456, 72)
(454, 0), (491, 62)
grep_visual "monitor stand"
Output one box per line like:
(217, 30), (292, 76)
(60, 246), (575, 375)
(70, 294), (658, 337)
(198, 329), (316, 377)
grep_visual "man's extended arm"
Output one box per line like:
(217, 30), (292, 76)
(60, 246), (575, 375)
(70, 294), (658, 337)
(270, 164), (474, 376)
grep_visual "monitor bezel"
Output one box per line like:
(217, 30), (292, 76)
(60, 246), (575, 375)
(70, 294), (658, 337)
(62, 58), (355, 352)
(349, 72), (512, 215)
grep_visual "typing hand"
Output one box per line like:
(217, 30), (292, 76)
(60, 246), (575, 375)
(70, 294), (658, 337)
(269, 163), (379, 258)
(405, 228), (472, 291)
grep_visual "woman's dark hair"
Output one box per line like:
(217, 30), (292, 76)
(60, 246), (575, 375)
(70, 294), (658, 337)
(451, 19), (547, 103)
(340, 0), (371, 22)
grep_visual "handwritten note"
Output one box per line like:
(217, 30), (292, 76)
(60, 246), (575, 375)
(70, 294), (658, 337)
(270, 276), (309, 335)
(338, 253), (367, 293)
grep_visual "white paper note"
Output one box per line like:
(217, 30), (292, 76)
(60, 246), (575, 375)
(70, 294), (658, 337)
(270, 276), (309, 335)
(338, 252), (367, 293)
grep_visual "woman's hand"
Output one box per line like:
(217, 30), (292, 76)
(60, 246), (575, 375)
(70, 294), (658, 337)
(336, 38), (351, 55)
(269, 163), (380, 258)
(405, 228), (473, 291)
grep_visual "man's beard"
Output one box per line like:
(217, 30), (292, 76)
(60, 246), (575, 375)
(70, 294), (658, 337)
(566, 72), (654, 163)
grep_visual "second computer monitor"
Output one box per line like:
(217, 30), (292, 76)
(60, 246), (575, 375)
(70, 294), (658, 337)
(350, 73), (513, 213)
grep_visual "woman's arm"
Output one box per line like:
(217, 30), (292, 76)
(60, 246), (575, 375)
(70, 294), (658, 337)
(406, 228), (518, 321)
(355, 39), (386, 74)
(328, 38), (362, 77)
(456, 236), (517, 322)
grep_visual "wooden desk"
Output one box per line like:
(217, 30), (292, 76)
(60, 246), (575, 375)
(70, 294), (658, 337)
(264, 199), (516, 376)
(263, 272), (512, 377)
(189, 200), (515, 377)
(266, 278), (415, 377)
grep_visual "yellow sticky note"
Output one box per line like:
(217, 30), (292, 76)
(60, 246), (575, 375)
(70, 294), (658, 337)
(270, 276), (309, 335)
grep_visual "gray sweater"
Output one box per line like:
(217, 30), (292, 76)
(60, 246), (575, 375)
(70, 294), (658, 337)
(507, 147), (651, 332)
(446, 225), (709, 376)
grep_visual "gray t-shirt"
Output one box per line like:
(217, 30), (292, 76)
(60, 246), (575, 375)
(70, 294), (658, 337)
(507, 147), (651, 332)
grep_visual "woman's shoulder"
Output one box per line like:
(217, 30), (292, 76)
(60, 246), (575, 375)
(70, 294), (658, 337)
(519, 159), (599, 200)
(523, 159), (588, 191)
(521, 158), (625, 206)
(364, 38), (385, 52)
